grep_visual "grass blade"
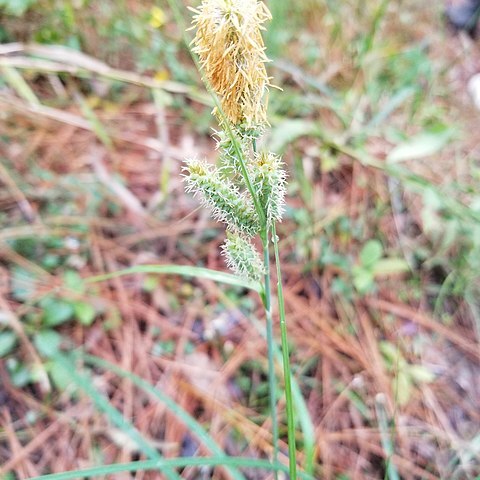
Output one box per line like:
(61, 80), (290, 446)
(53, 354), (181, 480)
(375, 393), (400, 480)
(29, 456), (316, 480)
(80, 353), (247, 480)
(86, 264), (260, 292)
(1, 65), (40, 105)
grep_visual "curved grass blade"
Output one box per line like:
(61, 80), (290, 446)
(53, 354), (181, 480)
(80, 352), (247, 480)
(29, 456), (316, 480)
(86, 264), (260, 292)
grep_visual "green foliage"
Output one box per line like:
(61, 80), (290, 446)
(6, 357), (31, 387)
(41, 297), (75, 327)
(0, 0), (37, 16)
(353, 240), (409, 294)
(380, 341), (435, 406)
(0, 331), (17, 358)
(388, 125), (456, 163)
(0, 0), (191, 78)
(34, 330), (62, 358)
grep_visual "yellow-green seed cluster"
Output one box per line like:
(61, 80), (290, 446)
(222, 232), (265, 282)
(251, 151), (286, 226)
(184, 158), (260, 237)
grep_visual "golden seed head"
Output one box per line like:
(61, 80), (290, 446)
(190, 0), (272, 129)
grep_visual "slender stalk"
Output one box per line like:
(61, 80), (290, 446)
(272, 224), (297, 479)
(253, 133), (279, 478)
(169, 3), (288, 476)
(261, 230), (280, 480)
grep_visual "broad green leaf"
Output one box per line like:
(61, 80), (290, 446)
(8, 360), (31, 387)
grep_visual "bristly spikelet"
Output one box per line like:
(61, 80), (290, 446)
(190, 0), (272, 129)
(222, 232), (265, 282)
(184, 158), (260, 236)
(213, 129), (248, 175)
(250, 151), (286, 224)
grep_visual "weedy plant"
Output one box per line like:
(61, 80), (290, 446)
(183, 0), (297, 478)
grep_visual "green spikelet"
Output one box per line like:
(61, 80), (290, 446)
(250, 151), (286, 225)
(214, 129), (249, 175)
(184, 158), (260, 236)
(222, 232), (265, 283)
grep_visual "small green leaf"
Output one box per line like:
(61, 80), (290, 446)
(73, 301), (96, 326)
(359, 240), (383, 267)
(63, 270), (85, 294)
(0, 331), (17, 358)
(394, 370), (412, 406)
(142, 276), (159, 293)
(42, 299), (74, 326)
(388, 128), (454, 163)
(48, 360), (75, 392)
(11, 266), (37, 301)
(7, 360), (31, 387)
(268, 119), (317, 153)
(379, 341), (403, 366)
(34, 330), (61, 357)
(352, 266), (374, 293)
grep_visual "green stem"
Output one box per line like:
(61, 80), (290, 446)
(261, 229), (279, 480)
(272, 224), (297, 480)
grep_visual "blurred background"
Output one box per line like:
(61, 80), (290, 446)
(1, 1), (480, 479)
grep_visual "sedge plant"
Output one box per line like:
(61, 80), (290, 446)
(183, 0), (298, 478)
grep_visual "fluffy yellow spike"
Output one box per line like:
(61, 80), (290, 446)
(190, 0), (272, 129)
